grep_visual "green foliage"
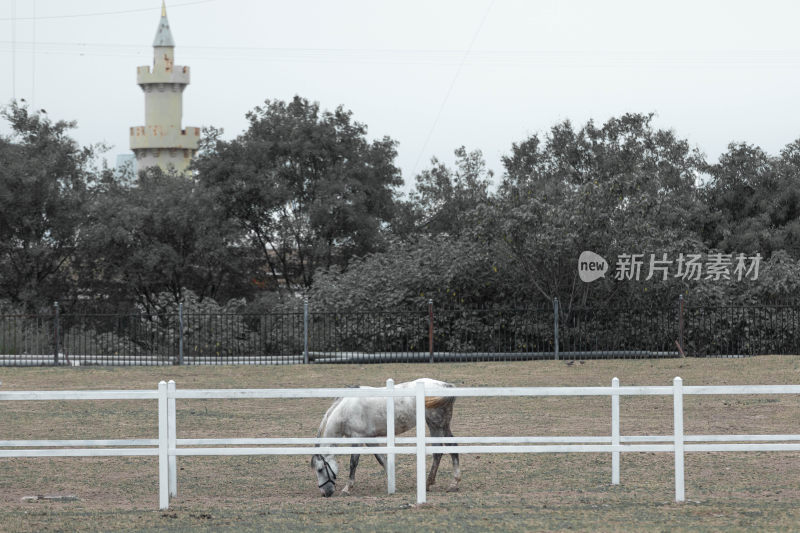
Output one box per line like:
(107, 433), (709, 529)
(309, 235), (502, 310)
(4, 98), (800, 321)
(702, 142), (800, 259)
(398, 147), (494, 237)
(333, 113), (718, 315)
(741, 251), (800, 300)
(310, 111), (800, 337)
(193, 96), (403, 290)
(494, 113), (709, 308)
(0, 102), (101, 310)
(79, 168), (257, 314)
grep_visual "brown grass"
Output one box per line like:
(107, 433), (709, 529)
(2, 356), (800, 531)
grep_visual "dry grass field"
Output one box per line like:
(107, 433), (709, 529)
(2, 356), (800, 532)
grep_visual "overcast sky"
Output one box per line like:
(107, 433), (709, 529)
(2, 0), (800, 190)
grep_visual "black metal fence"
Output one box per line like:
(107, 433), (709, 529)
(1, 299), (799, 366)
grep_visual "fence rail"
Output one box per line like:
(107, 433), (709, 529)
(1, 298), (799, 365)
(3, 378), (800, 508)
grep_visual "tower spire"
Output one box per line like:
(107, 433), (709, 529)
(153, 1), (175, 47)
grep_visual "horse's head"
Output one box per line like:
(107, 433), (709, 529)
(311, 453), (338, 497)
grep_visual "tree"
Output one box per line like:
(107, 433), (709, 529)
(312, 114), (716, 312)
(80, 169), (256, 314)
(494, 113), (709, 309)
(193, 96), (402, 291)
(0, 102), (99, 310)
(702, 141), (800, 259)
(400, 147), (494, 237)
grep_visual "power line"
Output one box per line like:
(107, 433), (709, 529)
(32, 0), (35, 108)
(412, 0), (495, 177)
(0, 0), (216, 21)
(4, 39), (800, 60)
(10, 0), (15, 100)
(4, 41), (800, 67)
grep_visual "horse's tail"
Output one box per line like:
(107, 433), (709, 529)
(424, 396), (454, 409)
(425, 382), (456, 409)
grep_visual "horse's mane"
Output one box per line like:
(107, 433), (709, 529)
(317, 396), (346, 438)
(316, 385), (365, 438)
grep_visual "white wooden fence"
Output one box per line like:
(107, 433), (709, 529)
(3, 377), (800, 510)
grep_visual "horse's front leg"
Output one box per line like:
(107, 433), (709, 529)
(373, 451), (387, 471)
(342, 453), (360, 495)
(362, 443), (386, 472)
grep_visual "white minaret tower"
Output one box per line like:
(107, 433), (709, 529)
(130, 1), (199, 175)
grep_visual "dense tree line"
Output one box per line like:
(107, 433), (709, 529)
(2, 98), (799, 315)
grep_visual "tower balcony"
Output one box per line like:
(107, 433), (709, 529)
(130, 125), (201, 150)
(137, 65), (191, 87)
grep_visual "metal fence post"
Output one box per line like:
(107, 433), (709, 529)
(53, 302), (60, 365)
(553, 297), (559, 360)
(303, 298), (309, 364)
(178, 303), (184, 365)
(386, 378), (396, 494)
(673, 376), (685, 502)
(428, 299), (434, 363)
(415, 381), (427, 504)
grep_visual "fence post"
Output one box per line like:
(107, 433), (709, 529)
(611, 377), (620, 485)
(553, 297), (559, 360)
(428, 299), (434, 363)
(678, 295), (685, 357)
(303, 298), (309, 364)
(415, 381), (427, 504)
(386, 378), (396, 494)
(53, 302), (60, 365)
(673, 376), (685, 503)
(158, 380), (169, 510)
(178, 303), (184, 365)
(167, 380), (177, 498)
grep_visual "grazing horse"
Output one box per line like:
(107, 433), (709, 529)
(311, 378), (460, 497)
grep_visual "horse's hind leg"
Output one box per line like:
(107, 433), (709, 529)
(342, 453), (360, 494)
(428, 452), (444, 490)
(426, 426), (445, 490)
(426, 426), (461, 491)
(445, 426), (461, 492)
(427, 403), (460, 492)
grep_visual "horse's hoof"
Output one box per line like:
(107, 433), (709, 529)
(446, 485), (459, 493)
